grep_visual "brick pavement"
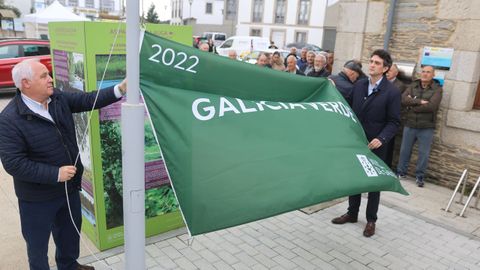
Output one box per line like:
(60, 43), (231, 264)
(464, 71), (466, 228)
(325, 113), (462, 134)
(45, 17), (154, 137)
(79, 180), (480, 270)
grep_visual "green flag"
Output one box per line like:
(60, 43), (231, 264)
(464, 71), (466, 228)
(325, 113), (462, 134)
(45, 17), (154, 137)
(139, 31), (407, 236)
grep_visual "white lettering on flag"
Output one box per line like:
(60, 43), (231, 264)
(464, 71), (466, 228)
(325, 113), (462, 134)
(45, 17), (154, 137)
(191, 97), (357, 123)
(356, 155), (378, 177)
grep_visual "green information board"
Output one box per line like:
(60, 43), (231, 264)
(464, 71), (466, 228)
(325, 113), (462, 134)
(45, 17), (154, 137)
(48, 22), (191, 250)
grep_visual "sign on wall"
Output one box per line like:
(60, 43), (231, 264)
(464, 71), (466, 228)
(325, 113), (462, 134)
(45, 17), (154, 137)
(421, 46), (454, 85)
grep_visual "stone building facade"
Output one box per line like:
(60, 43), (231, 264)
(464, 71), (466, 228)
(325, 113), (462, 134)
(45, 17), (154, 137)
(334, 0), (480, 188)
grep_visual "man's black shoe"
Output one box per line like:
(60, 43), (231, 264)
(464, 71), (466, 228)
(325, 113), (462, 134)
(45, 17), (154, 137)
(77, 264), (95, 270)
(331, 213), (358, 224)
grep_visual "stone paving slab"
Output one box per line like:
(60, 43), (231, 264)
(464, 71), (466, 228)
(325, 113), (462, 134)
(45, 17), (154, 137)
(79, 191), (480, 270)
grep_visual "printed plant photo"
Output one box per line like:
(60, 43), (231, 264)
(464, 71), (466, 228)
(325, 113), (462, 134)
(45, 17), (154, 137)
(69, 52), (85, 91)
(52, 49), (96, 225)
(52, 50), (85, 93)
(95, 54), (179, 229)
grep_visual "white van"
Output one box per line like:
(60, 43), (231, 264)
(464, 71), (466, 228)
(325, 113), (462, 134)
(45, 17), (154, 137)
(202, 32), (227, 47)
(216, 36), (270, 57)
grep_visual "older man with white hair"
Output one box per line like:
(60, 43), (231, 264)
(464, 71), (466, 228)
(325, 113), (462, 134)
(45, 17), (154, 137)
(199, 42), (210, 52)
(307, 54), (330, 78)
(0, 59), (126, 270)
(227, 50), (238, 60)
(285, 55), (305, 75)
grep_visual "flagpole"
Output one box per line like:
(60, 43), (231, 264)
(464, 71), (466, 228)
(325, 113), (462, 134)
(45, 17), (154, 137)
(122, 0), (145, 269)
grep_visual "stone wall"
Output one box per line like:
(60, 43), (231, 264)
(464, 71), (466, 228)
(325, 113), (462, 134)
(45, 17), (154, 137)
(336, 0), (480, 190)
(392, 107), (480, 189)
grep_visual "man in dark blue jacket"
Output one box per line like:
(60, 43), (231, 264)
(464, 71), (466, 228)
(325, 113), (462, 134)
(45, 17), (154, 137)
(0, 59), (126, 270)
(329, 59), (364, 101)
(331, 49), (401, 237)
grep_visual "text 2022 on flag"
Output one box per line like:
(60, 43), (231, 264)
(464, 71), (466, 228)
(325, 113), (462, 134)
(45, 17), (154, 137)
(139, 31), (408, 236)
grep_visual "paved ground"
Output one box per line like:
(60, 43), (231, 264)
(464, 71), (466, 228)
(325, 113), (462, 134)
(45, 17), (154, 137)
(79, 179), (480, 270)
(1, 94), (480, 269)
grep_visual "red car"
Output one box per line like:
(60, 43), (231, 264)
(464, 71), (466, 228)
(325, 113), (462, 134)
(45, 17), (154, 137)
(0, 38), (52, 92)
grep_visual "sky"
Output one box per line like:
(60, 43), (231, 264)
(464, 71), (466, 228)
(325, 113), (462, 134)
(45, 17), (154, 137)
(141, 0), (171, 21)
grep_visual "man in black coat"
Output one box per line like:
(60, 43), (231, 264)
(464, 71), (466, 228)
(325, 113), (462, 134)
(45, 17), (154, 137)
(0, 59), (126, 270)
(331, 49), (401, 237)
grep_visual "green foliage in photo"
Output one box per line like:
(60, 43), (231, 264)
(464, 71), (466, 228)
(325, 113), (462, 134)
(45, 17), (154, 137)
(145, 186), (178, 218)
(96, 55), (126, 81)
(100, 120), (123, 229)
(145, 121), (161, 161)
(100, 120), (178, 228)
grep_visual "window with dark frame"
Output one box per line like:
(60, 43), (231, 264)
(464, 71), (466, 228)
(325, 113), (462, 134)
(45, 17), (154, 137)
(226, 0), (237, 20)
(22, 45), (50, 57)
(85, 0), (94, 8)
(67, 0), (78, 7)
(206, 3), (213, 14)
(474, 79), (480, 109)
(295, 32), (307, 43)
(252, 0), (264, 23)
(0, 45), (20, 59)
(297, 0), (311, 25)
(100, 0), (114, 12)
(250, 29), (262, 37)
(274, 0), (286, 24)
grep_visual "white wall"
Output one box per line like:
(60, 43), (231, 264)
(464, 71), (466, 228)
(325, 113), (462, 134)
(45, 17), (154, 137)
(285, 0), (296, 25)
(310, 0), (327, 27)
(263, 0), (274, 24)
(176, 0), (223, 25)
(236, 0), (332, 48)
(237, 0), (251, 23)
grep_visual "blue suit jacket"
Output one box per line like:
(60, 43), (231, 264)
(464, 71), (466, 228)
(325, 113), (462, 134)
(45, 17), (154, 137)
(347, 76), (401, 161)
(0, 87), (120, 201)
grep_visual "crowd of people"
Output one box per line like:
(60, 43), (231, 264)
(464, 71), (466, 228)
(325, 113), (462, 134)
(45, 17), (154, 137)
(224, 45), (335, 78)
(210, 42), (442, 192)
(202, 41), (443, 237)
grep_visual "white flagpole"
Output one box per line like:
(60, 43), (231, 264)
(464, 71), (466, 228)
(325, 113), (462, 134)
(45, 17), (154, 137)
(122, 0), (145, 269)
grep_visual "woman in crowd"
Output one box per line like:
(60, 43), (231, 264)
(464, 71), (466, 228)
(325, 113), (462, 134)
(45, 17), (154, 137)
(270, 51), (285, 71)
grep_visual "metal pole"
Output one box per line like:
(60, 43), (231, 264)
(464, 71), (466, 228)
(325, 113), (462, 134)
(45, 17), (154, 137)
(474, 186), (480, 209)
(444, 169), (467, 212)
(459, 176), (480, 217)
(123, 0), (145, 269)
(189, 0), (192, 19)
(458, 170), (468, 204)
(383, 0), (397, 50)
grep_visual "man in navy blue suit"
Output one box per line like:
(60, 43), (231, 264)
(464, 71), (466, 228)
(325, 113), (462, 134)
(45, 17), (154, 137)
(0, 59), (126, 270)
(331, 49), (401, 237)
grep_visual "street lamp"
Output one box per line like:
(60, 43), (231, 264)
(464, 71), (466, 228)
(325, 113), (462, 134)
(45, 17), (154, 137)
(188, 0), (193, 19)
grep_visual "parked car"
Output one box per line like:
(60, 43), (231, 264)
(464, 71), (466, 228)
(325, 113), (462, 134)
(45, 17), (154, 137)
(0, 38), (52, 92)
(285, 42), (322, 55)
(202, 32), (227, 47)
(216, 36), (270, 58)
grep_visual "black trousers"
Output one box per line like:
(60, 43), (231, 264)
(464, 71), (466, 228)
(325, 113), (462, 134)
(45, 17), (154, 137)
(347, 191), (380, 222)
(18, 191), (81, 270)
